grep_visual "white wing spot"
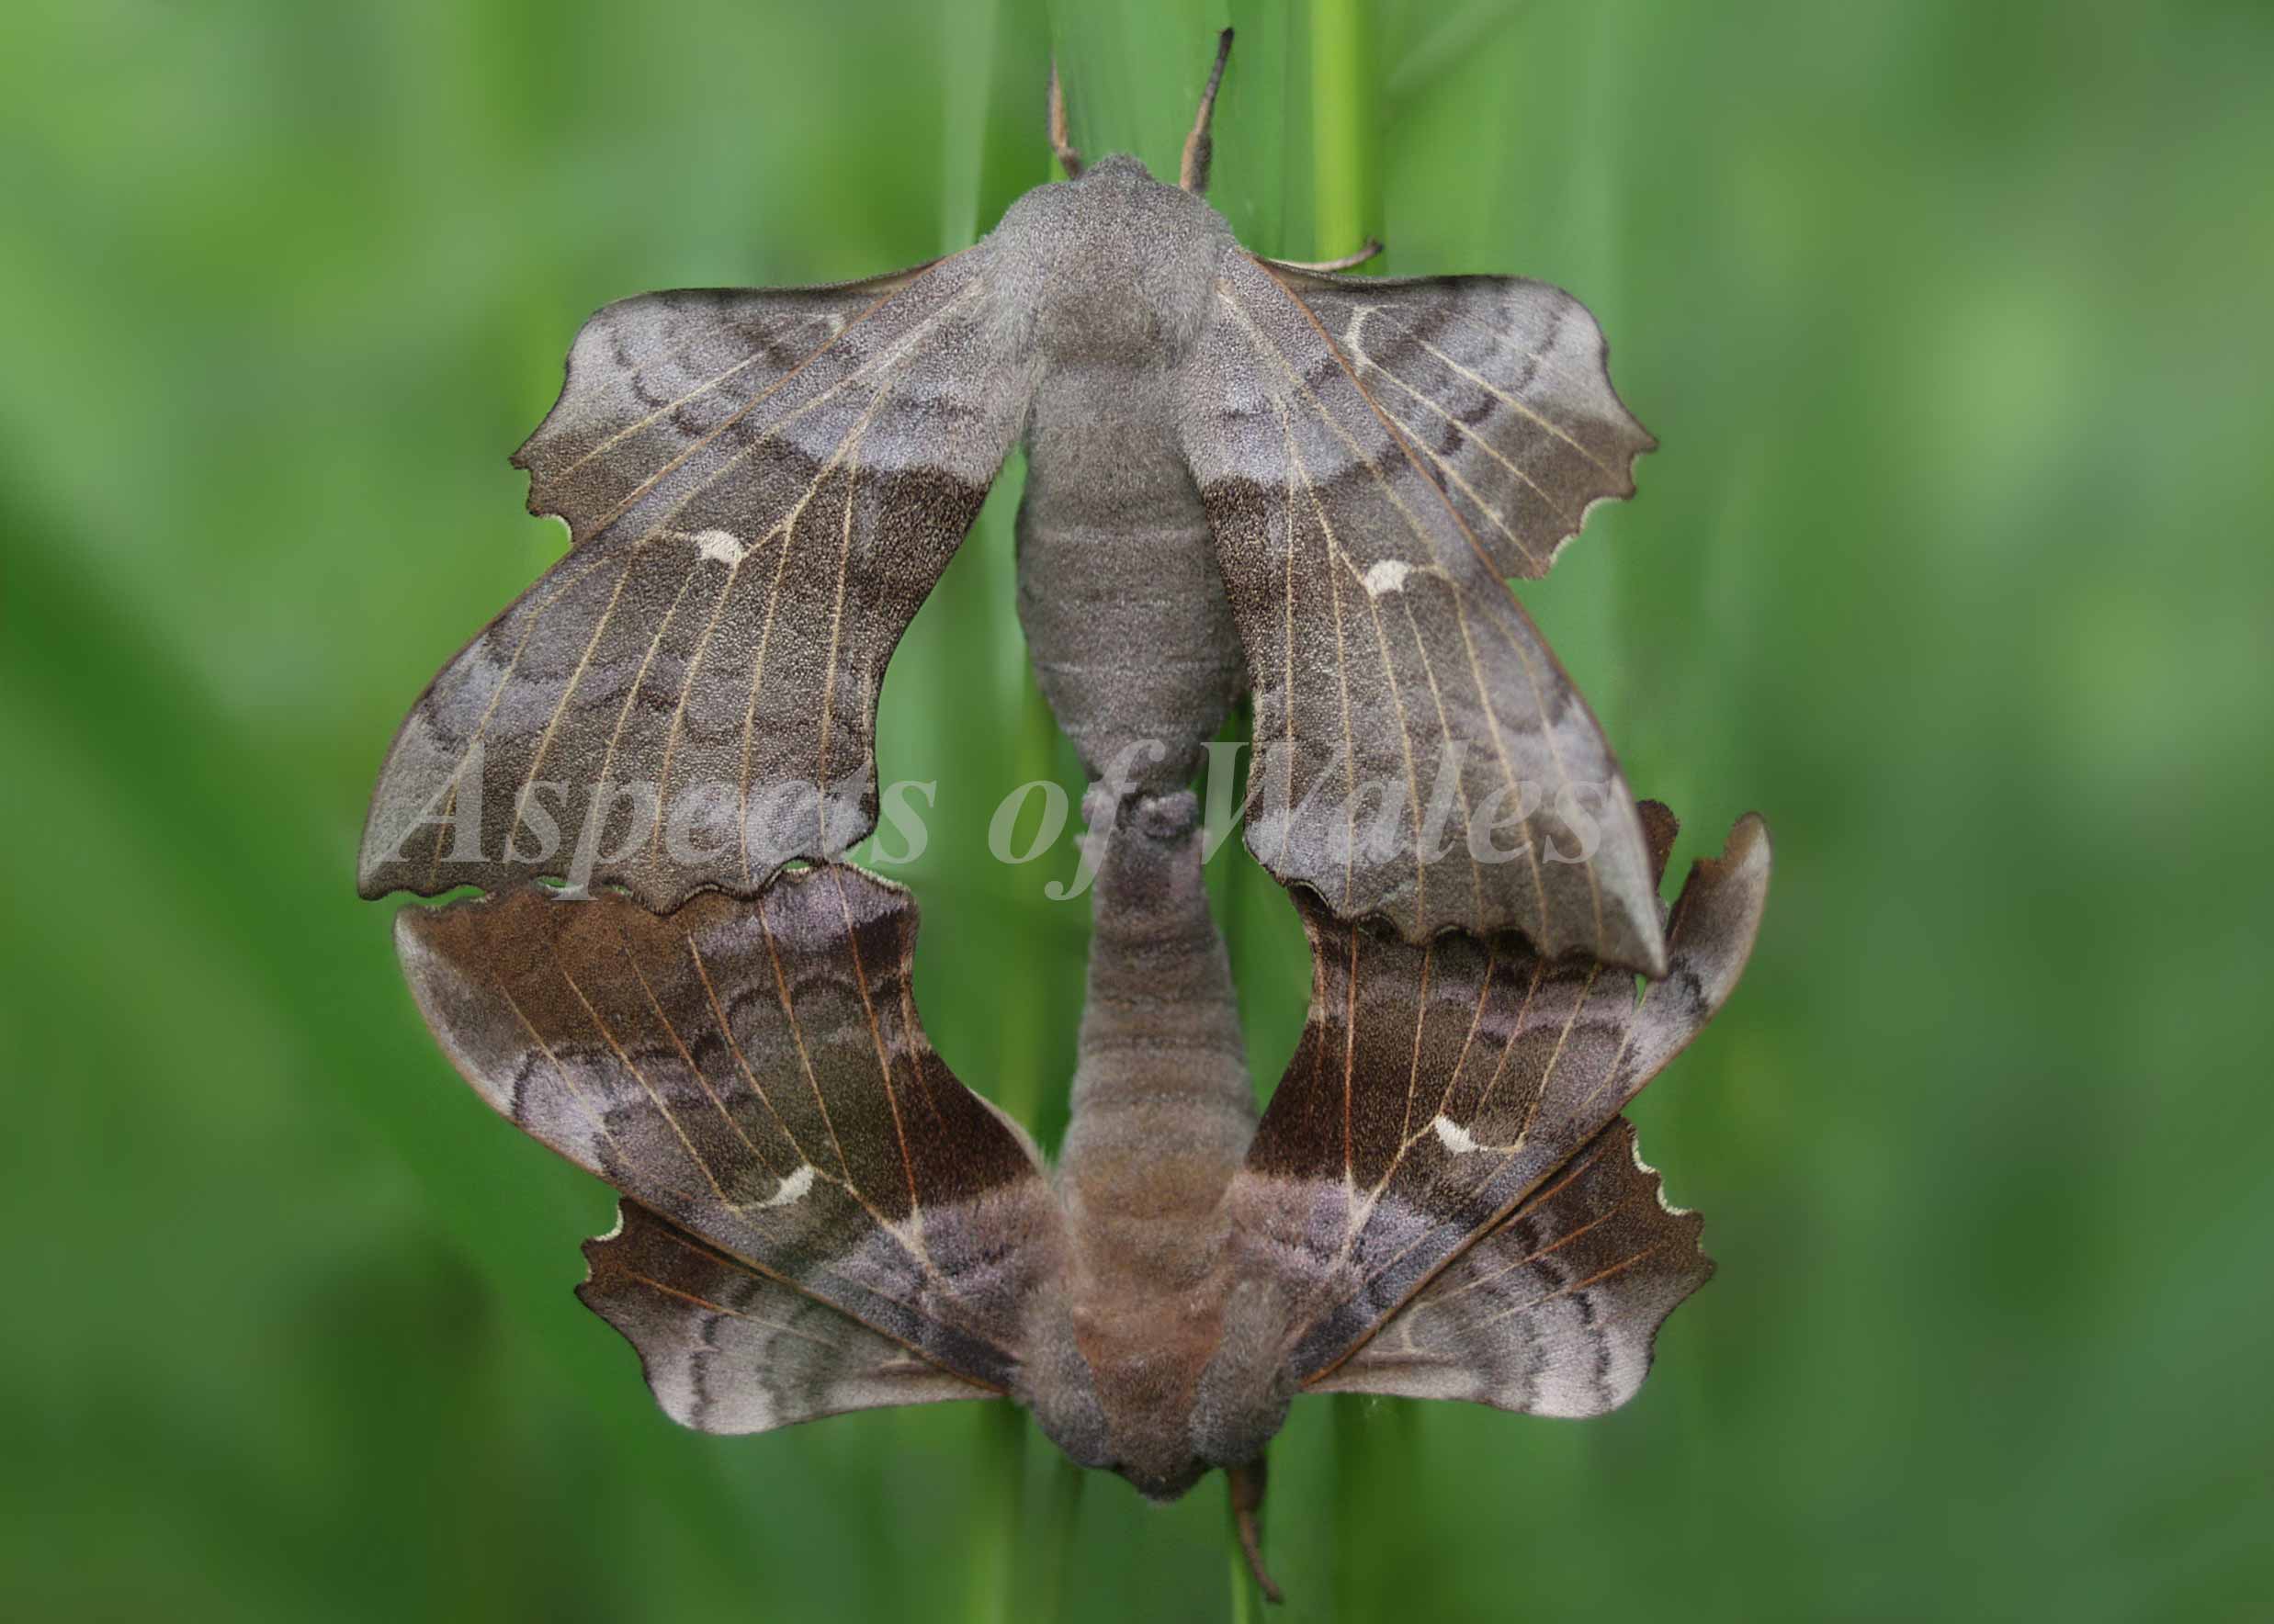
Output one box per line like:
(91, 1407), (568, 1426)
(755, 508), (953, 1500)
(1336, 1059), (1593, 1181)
(755, 1164), (816, 1209)
(1432, 1115), (1482, 1155)
(695, 528), (747, 567)
(1363, 559), (1413, 597)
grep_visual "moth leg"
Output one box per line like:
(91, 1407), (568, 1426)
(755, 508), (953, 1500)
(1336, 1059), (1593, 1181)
(1047, 58), (1083, 179)
(1227, 1458), (1284, 1605)
(1273, 238), (1386, 273)
(1179, 28), (1234, 195)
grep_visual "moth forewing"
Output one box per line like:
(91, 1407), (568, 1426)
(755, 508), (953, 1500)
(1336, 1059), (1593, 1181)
(1180, 250), (1668, 973)
(358, 247), (1037, 910)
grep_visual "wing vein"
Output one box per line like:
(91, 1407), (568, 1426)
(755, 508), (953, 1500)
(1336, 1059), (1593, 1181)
(617, 931), (786, 1181)
(553, 953), (743, 1212)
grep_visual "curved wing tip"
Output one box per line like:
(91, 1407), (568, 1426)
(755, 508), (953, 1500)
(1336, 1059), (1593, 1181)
(1665, 813), (1772, 1002)
(1675, 812), (1771, 896)
(1715, 812), (1773, 884)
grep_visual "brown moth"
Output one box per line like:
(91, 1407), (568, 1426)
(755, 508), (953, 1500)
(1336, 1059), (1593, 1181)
(395, 790), (1768, 1596)
(357, 32), (1667, 974)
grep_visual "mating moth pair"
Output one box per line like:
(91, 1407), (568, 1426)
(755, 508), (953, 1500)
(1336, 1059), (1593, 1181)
(363, 33), (1768, 1599)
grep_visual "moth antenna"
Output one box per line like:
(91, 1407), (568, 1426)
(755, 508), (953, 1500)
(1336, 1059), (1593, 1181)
(1048, 57), (1084, 179)
(1180, 28), (1234, 195)
(1273, 238), (1386, 274)
(1227, 1459), (1284, 1605)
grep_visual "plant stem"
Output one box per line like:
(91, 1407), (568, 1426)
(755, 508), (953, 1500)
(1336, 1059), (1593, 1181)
(966, 1404), (1029, 1624)
(1308, 0), (1378, 261)
(1040, 1454), (1087, 1618)
(1331, 1395), (1374, 1615)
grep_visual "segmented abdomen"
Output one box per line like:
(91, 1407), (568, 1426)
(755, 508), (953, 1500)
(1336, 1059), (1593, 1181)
(1017, 381), (1244, 795)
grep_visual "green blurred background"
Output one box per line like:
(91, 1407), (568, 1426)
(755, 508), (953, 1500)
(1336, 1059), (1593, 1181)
(5, 1), (2269, 1618)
